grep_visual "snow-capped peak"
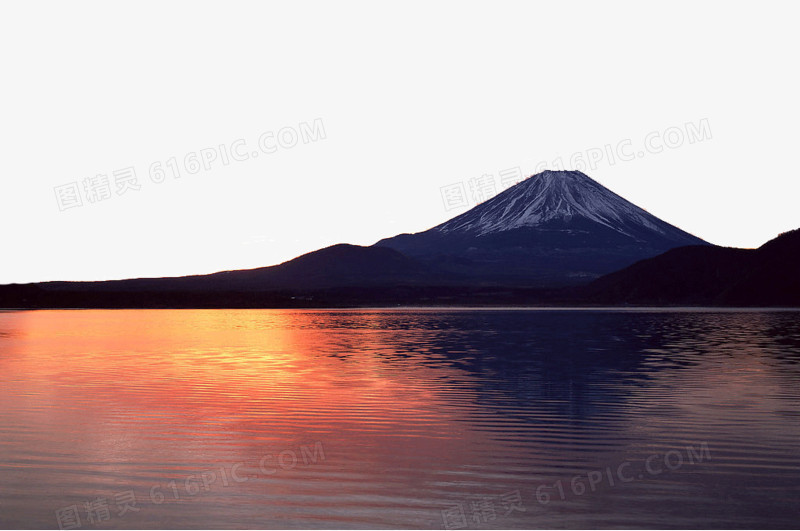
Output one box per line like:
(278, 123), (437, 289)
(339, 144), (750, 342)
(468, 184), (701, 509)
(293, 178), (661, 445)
(436, 170), (677, 239)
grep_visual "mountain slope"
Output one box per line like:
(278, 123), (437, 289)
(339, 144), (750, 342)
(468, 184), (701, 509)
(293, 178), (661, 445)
(37, 244), (437, 292)
(0, 170), (727, 308)
(376, 170), (708, 286)
(586, 228), (800, 306)
(194, 243), (438, 290)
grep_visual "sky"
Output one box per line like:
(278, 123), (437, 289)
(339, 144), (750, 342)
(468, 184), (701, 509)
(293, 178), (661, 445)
(1, 1), (798, 284)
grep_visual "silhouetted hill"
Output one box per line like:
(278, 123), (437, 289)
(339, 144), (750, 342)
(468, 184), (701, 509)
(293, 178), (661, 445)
(0, 244), (457, 308)
(586, 228), (800, 306)
(40, 244), (441, 292)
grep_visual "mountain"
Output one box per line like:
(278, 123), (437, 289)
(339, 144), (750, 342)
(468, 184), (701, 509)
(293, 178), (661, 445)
(0, 169), (741, 309)
(0, 244), (448, 308)
(586, 228), (800, 306)
(376, 170), (708, 286)
(25, 244), (437, 292)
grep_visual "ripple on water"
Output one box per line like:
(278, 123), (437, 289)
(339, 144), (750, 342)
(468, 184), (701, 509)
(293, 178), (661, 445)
(0, 309), (799, 528)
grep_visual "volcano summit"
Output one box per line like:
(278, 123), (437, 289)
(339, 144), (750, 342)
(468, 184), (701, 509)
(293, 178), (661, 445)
(376, 170), (708, 286)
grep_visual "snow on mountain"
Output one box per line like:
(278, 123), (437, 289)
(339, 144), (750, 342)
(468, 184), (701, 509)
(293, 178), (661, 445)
(375, 170), (708, 286)
(437, 170), (682, 241)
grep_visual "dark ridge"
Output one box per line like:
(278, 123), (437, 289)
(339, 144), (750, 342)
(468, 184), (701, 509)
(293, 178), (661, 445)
(585, 228), (800, 306)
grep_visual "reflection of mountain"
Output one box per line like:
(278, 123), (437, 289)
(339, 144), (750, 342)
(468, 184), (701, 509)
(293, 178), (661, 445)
(348, 310), (800, 451)
(336, 311), (656, 422)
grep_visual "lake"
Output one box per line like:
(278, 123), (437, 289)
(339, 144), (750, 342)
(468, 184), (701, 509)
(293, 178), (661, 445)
(1, 309), (799, 529)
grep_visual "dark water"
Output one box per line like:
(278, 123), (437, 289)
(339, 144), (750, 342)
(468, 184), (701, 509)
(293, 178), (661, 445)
(0, 309), (799, 529)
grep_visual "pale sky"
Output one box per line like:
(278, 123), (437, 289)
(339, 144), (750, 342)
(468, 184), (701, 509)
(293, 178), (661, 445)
(1, 1), (798, 284)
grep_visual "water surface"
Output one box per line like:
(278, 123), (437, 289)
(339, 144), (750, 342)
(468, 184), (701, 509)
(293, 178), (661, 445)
(1, 309), (799, 528)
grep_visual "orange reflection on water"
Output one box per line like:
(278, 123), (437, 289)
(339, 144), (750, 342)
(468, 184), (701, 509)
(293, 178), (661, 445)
(0, 310), (491, 497)
(3, 309), (800, 528)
